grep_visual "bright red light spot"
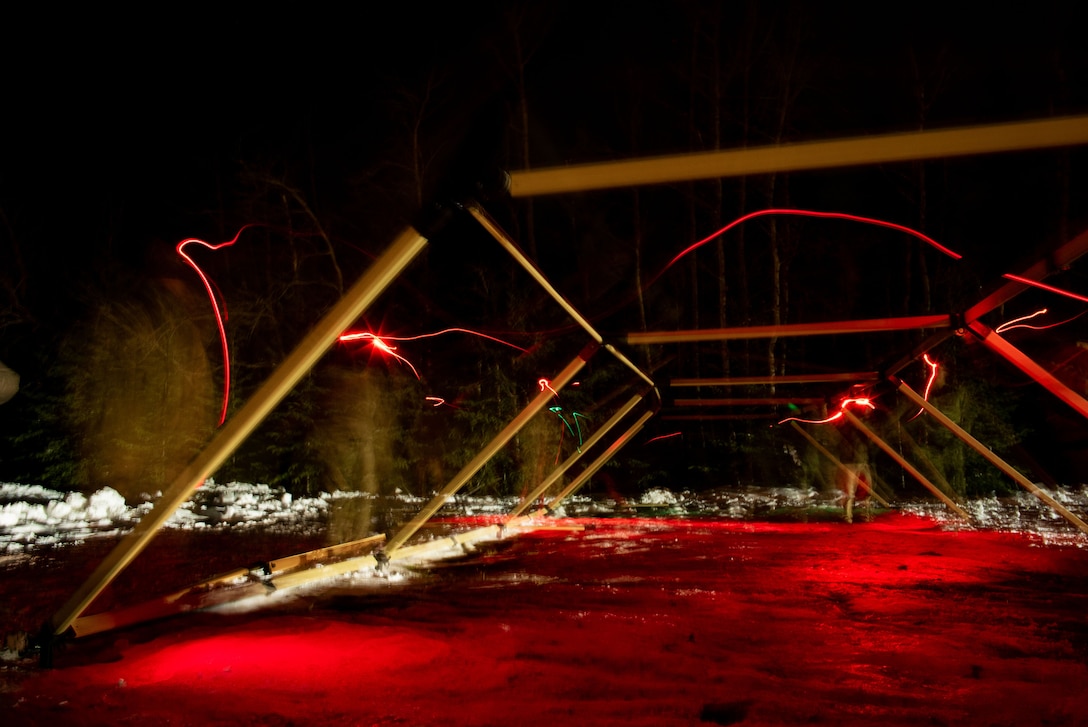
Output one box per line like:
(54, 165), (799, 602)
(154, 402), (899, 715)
(341, 327), (528, 352)
(340, 333), (420, 379)
(176, 226), (253, 425)
(426, 396), (446, 407)
(539, 378), (559, 398)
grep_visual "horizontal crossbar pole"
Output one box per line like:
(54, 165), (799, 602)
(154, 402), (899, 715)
(510, 115), (1088, 196)
(670, 372), (880, 387)
(628, 315), (951, 344)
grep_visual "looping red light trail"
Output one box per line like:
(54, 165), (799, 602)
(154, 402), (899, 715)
(539, 378), (559, 398)
(654, 209), (962, 286)
(176, 226), (254, 426)
(1002, 274), (1088, 304)
(777, 396), (874, 426)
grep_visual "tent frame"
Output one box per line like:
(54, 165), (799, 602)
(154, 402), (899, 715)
(43, 113), (1088, 660)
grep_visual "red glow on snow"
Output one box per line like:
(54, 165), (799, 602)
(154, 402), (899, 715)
(1002, 274), (1088, 304)
(656, 209), (962, 285)
(777, 396), (874, 426)
(176, 226), (252, 425)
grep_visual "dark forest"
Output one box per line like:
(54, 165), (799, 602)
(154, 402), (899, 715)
(2, 2), (1087, 504)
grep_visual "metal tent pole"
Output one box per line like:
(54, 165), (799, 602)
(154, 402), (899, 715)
(47, 226), (429, 640)
(466, 203), (657, 390)
(895, 380), (1088, 535)
(539, 410), (656, 514)
(968, 322), (1088, 421)
(508, 115), (1088, 196)
(382, 342), (600, 555)
(628, 315), (952, 345)
(507, 393), (646, 521)
(788, 421), (891, 508)
(842, 409), (971, 521)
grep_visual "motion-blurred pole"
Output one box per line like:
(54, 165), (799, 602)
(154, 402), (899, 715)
(507, 393), (646, 522)
(628, 315), (952, 345)
(789, 421), (890, 508)
(48, 226), (429, 640)
(842, 409), (970, 521)
(383, 342), (600, 555)
(509, 115), (1088, 196)
(539, 410), (656, 514)
(466, 203), (657, 390)
(895, 380), (1088, 535)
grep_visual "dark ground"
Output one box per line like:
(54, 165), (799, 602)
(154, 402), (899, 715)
(2, 513), (1088, 725)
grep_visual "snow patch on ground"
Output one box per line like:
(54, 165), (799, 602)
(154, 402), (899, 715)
(2, 480), (1087, 554)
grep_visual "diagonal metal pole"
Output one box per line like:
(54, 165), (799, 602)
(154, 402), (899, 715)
(842, 409), (971, 521)
(895, 379), (1088, 535)
(383, 342), (600, 555)
(466, 203), (657, 390)
(48, 226), (429, 639)
(539, 410), (656, 514)
(968, 321), (1088, 421)
(507, 393), (647, 521)
(789, 421), (891, 508)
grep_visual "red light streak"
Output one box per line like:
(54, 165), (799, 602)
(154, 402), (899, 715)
(655, 209), (962, 285)
(425, 396), (446, 407)
(645, 432), (682, 444)
(539, 378), (559, 398)
(996, 308), (1049, 333)
(921, 354), (939, 401)
(777, 397), (874, 426)
(994, 307), (1085, 334)
(341, 327), (528, 353)
(176, 226), (253, 426)
(1001, 274), (1088, 304)
(908, 353), (940, 420)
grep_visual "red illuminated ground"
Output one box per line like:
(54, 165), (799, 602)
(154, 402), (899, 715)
(4, 513), (1088, 725)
